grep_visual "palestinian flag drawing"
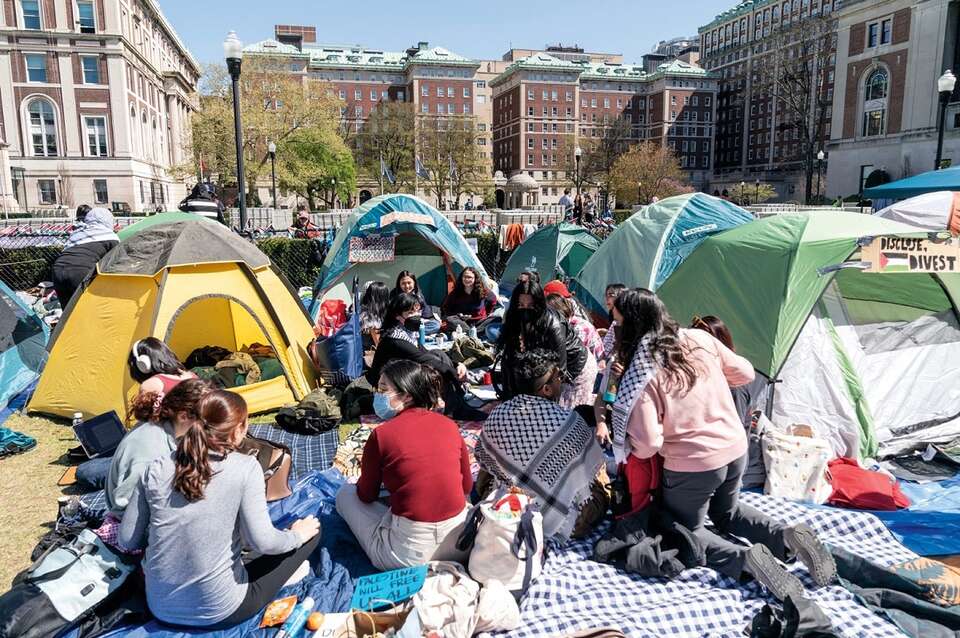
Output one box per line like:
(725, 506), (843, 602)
(879, 252), (911, 272)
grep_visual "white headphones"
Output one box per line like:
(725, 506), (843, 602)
(131, 339), (152, 375)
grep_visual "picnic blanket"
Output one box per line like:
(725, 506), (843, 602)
(498, 492), (914, 638)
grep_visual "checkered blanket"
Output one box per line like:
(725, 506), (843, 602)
(497, 492), (913, 638)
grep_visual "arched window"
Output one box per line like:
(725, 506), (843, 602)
(862, 68), (888, 137)
(27, 99), (58, 156)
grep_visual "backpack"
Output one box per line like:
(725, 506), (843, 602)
(457, 489), (544, 594)
(275, 387), (343, 435)
(0, 529), (136, 638)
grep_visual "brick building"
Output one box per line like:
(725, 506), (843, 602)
(0, 0), (199, 212)
(826, 0), (960, 199)
(699, 0), (839, 202)
(490, 53), (717, 205)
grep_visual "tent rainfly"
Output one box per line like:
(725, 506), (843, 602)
(863, 166), (960, 199)
(874, 191), (960, 232)
(500, 223), (600, 297)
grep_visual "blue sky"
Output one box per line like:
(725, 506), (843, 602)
(163, 0), (734, 66)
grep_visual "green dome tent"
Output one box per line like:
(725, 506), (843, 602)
(657, 211), (960, 459)
(117, 212), (215, 241)
(572, 193), (753, 315)
(500, 223), (600, 296)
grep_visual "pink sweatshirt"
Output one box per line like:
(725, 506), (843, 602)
(627, 329), (754, 473)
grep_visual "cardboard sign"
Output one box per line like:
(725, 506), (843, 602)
(348, 565), (428, 611)
(863, 236), (960, 273)
(466, 237), (479, 254)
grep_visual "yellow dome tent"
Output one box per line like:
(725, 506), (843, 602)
(29, 220), (317, 418)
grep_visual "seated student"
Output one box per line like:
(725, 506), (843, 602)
(129, 337), (197, 400)
(545, 291), (599, 409)
(476, 349), (608, 543)
(441, 267), (499, 333)
(359, 281), (391, 348)
(391, 270), (440, 335)
(118, 390), (321, 629)
(337, 360), (472, 570)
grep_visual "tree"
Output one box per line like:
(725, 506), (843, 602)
(761, 13), (835, 204)
(278, 127), (356, 210)
(730, 181), (777, 206)
(417, 116), (486, 209)
(353, 102), (416, 194)
(609, 142), (692, 206)
(563, 118), (634, 199)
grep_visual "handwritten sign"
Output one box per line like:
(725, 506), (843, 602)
(863, 236), (960, 273)
(348, 565), (428, 611)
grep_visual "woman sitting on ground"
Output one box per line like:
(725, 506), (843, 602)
(337, 360), (472, 570)
(596, 288), (835, 601)
(546, 291), (600, 408)
(476, 349), (608, 543)
(441, 267), (499, 333)
(129, 337), (197, 401)
(392, 270), (440, 335)
(119, 390), (321, 628)
(359, 281), (391, 348)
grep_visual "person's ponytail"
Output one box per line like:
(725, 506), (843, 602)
(173, 421), (211, 502)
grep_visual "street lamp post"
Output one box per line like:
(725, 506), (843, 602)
(224, 31), (247, 231)
(740, 181), (746, 206)
(637, 181), (643, 205)
(268, 141), (277, 210)
(331, 177), (337, 208)
(816, 149), (825, 202)
(935, 70), (957, 171)
(755, 179), (760, 205)
(574, 146), (583, 199)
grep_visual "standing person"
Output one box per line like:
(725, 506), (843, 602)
(440, 267), (499, 334)
(573, 194), (584, 224)
(291, 205), (321, 239)
(118, 390), (321, 628)
(179, 183), (226, 225)
(597, 289), (835, 601)
(497, 280), (586, 401)
(52, 207), (119, 308)
(337, 360), (472, 570)
(75, 204), (92, 223)
(583, 194), (597, 224)
(559, 189), (575, 219)
(546, 290), (600, 408)
(598, 283), (626, 353)
(359, 281), (391, 348)
(392, 270), (440, 335)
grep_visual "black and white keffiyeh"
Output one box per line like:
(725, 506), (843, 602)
(610, 333), (658, 464)
(64, 208), (118, 249)
(476, 395), (604, 543)
(385, 325), (419, 347)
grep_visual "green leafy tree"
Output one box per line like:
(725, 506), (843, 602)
(417, 116), (486, 209)
(609, 142), (692, 206)
(353, 102), (416, 194)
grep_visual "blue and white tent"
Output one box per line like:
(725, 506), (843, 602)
(310, 194), (490, 312)
(0, 280), (48, 412)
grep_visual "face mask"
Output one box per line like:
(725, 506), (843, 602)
(517, 308), (537, 324)
(404, 315), (422, 332)
(373, 393), (400, 420)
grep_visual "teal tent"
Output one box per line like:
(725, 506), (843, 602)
(500, 223), (600, 296)
(0, 280), (48, 411)
(571, 193), (753, 315)
(311, 194), (490, 312)
(864, 166), (960, 199)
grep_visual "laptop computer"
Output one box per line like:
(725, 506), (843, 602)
(72, 411), (126, 459)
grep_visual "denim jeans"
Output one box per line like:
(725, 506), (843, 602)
(76, 456), (112, 490)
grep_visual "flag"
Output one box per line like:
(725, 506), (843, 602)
(879, 252), (910, 272)
(448, 155), (458, 180)
(380, 156), (396, 184)
(415, 156), (430, 179)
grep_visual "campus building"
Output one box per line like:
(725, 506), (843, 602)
(0, 0), (200, 212)
(489, 54), (717, 206)
(825, 0), (960, 199)
(698, 0), (839, 201)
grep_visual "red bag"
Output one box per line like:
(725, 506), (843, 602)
(314, 299), (348, 337)
(826, 457), (911, 511)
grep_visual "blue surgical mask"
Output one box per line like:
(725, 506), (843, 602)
(373, 392), (400, 420)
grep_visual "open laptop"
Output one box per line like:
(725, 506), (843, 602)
(72, 411), (126, 459)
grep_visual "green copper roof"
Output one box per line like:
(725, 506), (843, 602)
(579, 62), (649, 81)
(408, 46), (478, 67)
(699, 0), (780, 33)
(243, 39), (308, 57)
(244, 41), (477, 72)
(489, 53), (583, 87)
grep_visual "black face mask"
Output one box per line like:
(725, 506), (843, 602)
(517, 308), (538, 325)
(404, 315), (422, 332)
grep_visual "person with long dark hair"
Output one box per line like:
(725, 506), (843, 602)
(359, 281), (391, 347)
(441, 267), (499, 333)
(598, 283), (626, 351)
(337, 360), (472, 569)
(497, 280), (587, 400)
(546, 292), (599, 408)
(392, 271), (440, 335)
(118, 390), (321, 628)
(128, 337), (197, 400)
(599, 289), (834, 601)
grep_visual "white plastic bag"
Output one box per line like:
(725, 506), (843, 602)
(762, 425), (833, 504)
(466, 491), (544, 593)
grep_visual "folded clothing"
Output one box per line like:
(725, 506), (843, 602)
(828, 457), (911, 511)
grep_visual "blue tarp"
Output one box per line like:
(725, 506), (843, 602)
(863, 166), (960, 199)
(870, 478), (960, 557)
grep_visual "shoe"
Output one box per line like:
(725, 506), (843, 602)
(784, 524), (836, 587)
(743, 544), (805, 602)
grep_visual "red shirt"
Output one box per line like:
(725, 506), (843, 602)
(356, 408), (473, 522)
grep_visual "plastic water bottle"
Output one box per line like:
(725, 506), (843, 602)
(276, 597), (314, 638)
(418, 322), (426, 347)
(72, 412), (83, 430)
(469, 325), (478, 340)
(602, 357), (622, 404)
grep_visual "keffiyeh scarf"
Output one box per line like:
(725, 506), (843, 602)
(65, 208), (119, 249)
(386, 325), (419, 346)
(476, 395), (604, 543)
(610, 333), (658, 465)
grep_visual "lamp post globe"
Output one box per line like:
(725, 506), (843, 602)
(740, 181), (746, 205)
(224, 31), (247, 230)
(935, 70), (956, 170)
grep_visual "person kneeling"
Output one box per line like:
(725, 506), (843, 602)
(476, 349), (608, 543)
(118, 390), (321, 629)
(337, 360), (472, 570)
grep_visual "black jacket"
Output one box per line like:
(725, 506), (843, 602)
(500, 310), (587, 398)
(593, 505), (705, 579)
(365, 329), (457, 387)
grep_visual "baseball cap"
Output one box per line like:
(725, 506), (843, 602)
(543, 280), (572, 298)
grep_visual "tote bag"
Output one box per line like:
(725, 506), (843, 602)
(762, 426), (832, 504)
(461, 491), (544, 593)
(310, 277), (363, 380)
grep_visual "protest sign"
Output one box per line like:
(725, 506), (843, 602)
(348, 565), (428, 610)
(863, 236), (960, 273)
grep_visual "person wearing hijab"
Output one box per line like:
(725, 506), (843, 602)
(52, 207), (119, 308)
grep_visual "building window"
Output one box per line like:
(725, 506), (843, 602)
(84, 116), (108, 156)
(21, 0), (41, 29)
(421, 103), (428, 113)
(528, 138), (534, 149)
(25, 53), (47, 82)
(527, 107), (534, 116)
(28, 99), (57, 156)
(590, 98), (597, 107)
(93, 179), (108, 204)
(77, 0), (96, 33)
(370, 90), (376, 100)
(463, 103), (470, 114)
(881, 19), (892, 44)
(603, 98), (610, 108)
(81, 56), (100, 84)
(355, 105), (363, 117)
(551, 90), (558, 101)
(398, 90), (405, 101)
(862, 68), (888, 137)
(476, 80), (486, 88)
(421, 84), (429, 96)
(339, 89), (345, 99)
(868, 22), (879, 48)
(38, 179), (57, 204)
(463, 87), (470, 98)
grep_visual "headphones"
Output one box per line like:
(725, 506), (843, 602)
(131, 339), (153, 375)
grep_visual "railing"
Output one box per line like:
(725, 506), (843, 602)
(745, 204), (872, 217)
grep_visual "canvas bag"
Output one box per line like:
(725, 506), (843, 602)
(310, 277), (363, 380)
(459, 490), (544, 593)
(0, 529), (136, 638)
(237, 435), (293, 501)
(762, 424), (832, 504)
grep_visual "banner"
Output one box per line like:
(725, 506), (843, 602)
(863, 235), (960, 273)
(348, 235), (395, 263)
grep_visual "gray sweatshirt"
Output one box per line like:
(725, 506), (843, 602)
(118, 451), (301, 625)
(105, 420), (175, 517)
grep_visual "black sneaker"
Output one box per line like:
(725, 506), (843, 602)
(743, 544), (805, 602)
(784, 524), (836, 588)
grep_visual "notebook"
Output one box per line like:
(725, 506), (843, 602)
(73, 411), (126, 459)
